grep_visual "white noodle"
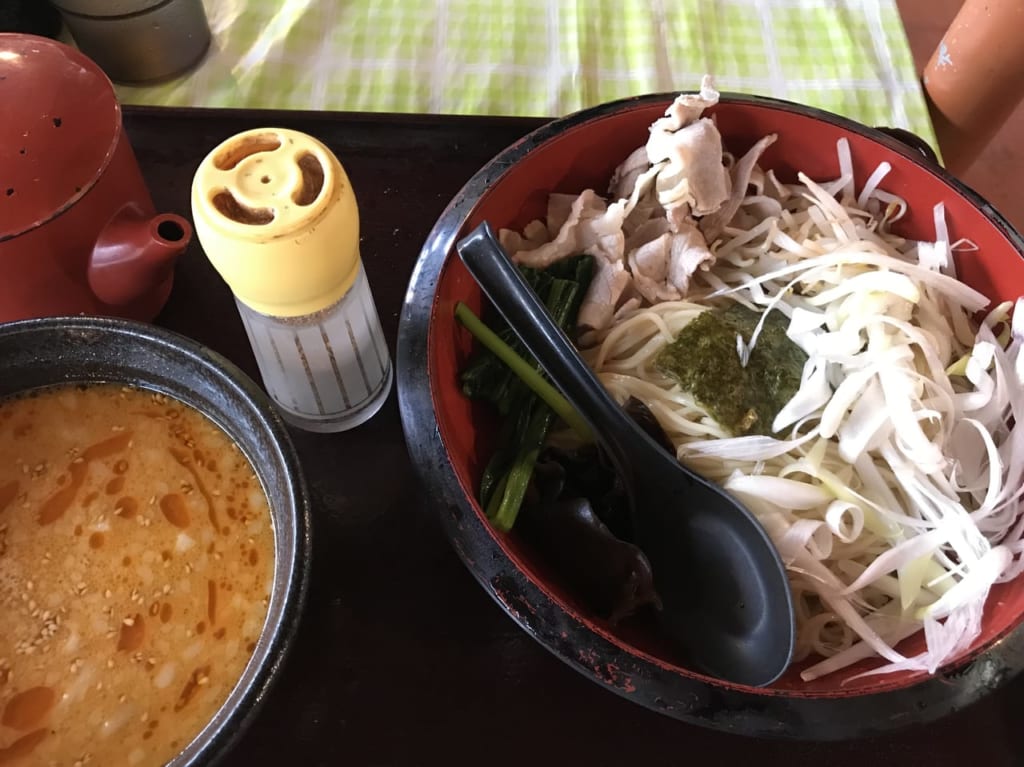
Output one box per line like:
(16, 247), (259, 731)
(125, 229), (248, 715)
(519, 123), (1024, 682)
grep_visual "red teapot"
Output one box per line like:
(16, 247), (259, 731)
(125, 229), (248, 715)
(0, 33), (191, 323)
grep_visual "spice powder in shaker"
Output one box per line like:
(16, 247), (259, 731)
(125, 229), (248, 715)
(191, 128), (393, 432)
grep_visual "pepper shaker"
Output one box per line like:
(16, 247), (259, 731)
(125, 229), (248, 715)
(191, 128), (393, 433)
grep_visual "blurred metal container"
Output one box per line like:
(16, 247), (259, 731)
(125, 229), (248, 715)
(50, 0), (211, 84)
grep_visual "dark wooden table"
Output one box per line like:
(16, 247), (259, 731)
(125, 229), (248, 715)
(127, 106), (1024, 767)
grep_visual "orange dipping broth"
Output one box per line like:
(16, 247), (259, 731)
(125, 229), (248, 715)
(0, 383), (274, 766)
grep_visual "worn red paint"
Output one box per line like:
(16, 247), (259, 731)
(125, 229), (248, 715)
(575, 648), (636, 692)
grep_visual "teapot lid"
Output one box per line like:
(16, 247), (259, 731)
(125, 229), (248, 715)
(0, 34), (120, 241)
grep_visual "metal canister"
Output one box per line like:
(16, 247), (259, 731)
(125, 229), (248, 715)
(50, 0), (211, 84)
(191, 128), (394, 433)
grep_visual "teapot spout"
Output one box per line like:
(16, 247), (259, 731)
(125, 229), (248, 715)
(88, 208), (192, 311)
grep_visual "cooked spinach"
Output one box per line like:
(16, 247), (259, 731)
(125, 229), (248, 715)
(457, 254), (594, 532)
(457, 260), (668, 622)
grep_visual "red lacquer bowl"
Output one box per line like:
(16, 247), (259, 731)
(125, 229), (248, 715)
(396, 93), (1024, 739)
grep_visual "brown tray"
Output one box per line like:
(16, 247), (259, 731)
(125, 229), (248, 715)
(127, 105), (1024, 766)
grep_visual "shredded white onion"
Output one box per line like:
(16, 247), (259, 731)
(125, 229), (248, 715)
(588, 140), (1021, 680)
(519, 96), (1021, 682)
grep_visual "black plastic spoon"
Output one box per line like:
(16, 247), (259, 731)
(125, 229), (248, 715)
(457, 222), (795, 687)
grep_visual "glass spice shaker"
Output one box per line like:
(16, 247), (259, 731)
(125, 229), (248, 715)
(190, 128), (393, 432)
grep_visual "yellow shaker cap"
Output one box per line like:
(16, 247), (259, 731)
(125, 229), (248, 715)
(191, 128), (360, 317)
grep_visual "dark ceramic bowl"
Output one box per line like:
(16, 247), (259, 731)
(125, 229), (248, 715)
(397, 93), (1024, 740)
(0, 316), (311, 765)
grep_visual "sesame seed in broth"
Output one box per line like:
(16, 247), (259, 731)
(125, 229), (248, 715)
(0, 384), (275, 766)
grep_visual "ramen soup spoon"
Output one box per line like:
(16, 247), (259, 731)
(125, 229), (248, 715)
(457, 222), (795, 687)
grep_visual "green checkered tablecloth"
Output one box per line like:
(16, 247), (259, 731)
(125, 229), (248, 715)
(113, 0), (935, 147)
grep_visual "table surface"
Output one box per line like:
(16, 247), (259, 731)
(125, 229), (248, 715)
(110, 0), (934, 146)
(129, 104), (1024, 767)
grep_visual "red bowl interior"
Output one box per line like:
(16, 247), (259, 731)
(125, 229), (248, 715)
(426, 97), (1024, 697)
